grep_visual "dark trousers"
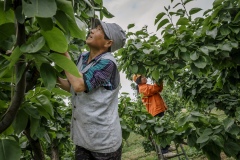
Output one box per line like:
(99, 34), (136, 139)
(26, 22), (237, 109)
(75, 145), (122, 160)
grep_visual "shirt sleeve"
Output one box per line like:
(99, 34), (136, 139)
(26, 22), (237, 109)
(83, 59), (116, 92)
(139, 83), (163, 97)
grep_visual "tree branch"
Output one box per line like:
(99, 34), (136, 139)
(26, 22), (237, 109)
(0, 2), (26, 133)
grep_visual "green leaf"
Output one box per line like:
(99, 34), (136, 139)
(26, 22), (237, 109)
(189, 8), (202, 15)
(220, 42), (232, 52)
(140, 124), (147, 130)
(0, 139), (21, 160)
(187, 133), (197, 147)
(199, 46), (209, 55)
(202, 128), (213, 136)
(36, 17), (53, 31)
(194, 56), (207, 69)
(122, 130), (130, 140)
(8, 46), (23, 69)
(191, 111), (202, 117)
(224, 141), (240, 156)
(155, 12), (166, 25)
(183, 0), (194, 5)
(231, 41), (238, 48)
(57, 1), (89, 39)
(36, 94), (54, 117)
(127, 24), (135, 29)
(56, 0), (74, 20)
(30, 117), (40, 137)
(54, 10), (68, 32)
(190, 63), (199, 76)
(174, 48), (179, 58)
(159, 50), (167, 55)
(0, 23), (15, 43)
(22, 0), (57, 18)
(165, 130), (174, 134)
(213, 0), (224, 8)
(157, 19), (169, 31)
(68, 17), (87, 40)
(168, 70), (174, 80)
(190, 52), (199, 60)
(180, 52), (191, 61)
(176, 17), (189, 25)
(173, 3), (181, 9)
(233, 11), (240, 23)
(228, 124), (240, 136)
(41, 27), (68, 53)
(0, 2), (15, 25)
(23, 105), (40, 119)
(211, 135), (224, 148)
(131, 64), (138, 73)
(197, 134), (209, 143)
(48, 53), (80, 78)
(34, 104), (50, 119)
(94, 0), (102, 5)
(220, 26), (231, 36)
(154, 126), (164, 134)
(202, 9), (211, 16)
(179, 46), (187, 52)
(223, 118), (234, 132)
(152, 70), (160, 81)
(101, 6), (114, 18)
(12, 109), (29, 135)
(40, 63), (56, 90)
(206, 27), (218, 39)
(51, 88), (71, 96)
(207, 46), (217, 51)
(20, 37), (45, 53)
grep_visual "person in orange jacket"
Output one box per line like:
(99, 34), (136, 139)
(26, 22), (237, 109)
(133, 74), (174, 155)
(132, 74), (167, 117)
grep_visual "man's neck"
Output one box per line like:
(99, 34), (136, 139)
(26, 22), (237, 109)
(88, 48), (108, 63)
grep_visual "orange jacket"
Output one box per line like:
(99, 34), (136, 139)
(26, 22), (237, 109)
(138, 83), (167, 116)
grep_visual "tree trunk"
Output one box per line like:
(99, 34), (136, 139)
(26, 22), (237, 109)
(51, 141), (60, 160)
(0, 0), (26, 134)
(24, 125), (45, 160)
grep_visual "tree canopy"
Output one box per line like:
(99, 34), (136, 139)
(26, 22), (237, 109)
(117, 0), (240, 159)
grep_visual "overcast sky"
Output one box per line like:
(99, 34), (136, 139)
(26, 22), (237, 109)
(102, 0), (214, 97)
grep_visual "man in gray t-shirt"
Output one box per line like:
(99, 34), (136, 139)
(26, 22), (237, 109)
(57, 19), (126, 160)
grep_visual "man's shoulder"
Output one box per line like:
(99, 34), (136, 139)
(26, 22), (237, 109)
(100, 52), (117, 64)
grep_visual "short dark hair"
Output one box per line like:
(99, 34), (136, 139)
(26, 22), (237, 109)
(135, 76), (142, 85)
(104, 34), (110, 40)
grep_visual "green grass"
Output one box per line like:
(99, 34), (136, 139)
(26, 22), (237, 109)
(122, 133), (157, 160)
(122, 132), (235, 160)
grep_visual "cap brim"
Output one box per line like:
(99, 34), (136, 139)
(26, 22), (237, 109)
(93, 19), (110, 39)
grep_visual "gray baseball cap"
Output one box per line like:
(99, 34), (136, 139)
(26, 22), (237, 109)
(93, 19), (126, 52)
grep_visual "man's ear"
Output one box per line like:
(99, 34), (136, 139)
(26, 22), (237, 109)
(105, 40), (113, 48)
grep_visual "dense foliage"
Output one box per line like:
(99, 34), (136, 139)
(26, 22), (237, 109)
(117, 0), (240, 159)
(0, 0), (114, 159)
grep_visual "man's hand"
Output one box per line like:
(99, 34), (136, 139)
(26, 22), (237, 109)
(64, 52), (71, 59)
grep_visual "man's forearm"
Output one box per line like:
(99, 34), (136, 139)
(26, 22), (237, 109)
(64, 71), (86, 92)
(57, 77), (71, 92)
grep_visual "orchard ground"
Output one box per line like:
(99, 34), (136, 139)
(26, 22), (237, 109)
(122, 132), (235, 160)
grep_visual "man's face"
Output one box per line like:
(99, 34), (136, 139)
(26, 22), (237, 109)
(141, 76), (147, 84)
(86, 25), (110, 50)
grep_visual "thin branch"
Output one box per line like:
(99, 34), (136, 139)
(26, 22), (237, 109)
(0, 0), (26, 133)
